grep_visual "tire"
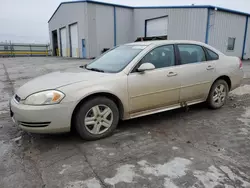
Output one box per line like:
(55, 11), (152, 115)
(75, 97), (119, 140)
(207, 79), (229, 109)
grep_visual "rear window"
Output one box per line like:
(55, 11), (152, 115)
(205, 48), (219, 61)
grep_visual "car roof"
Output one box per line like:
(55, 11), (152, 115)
(125, 40), (224, 55)
(126, 40), (207, 46)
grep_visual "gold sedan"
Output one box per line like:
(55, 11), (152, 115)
(10, 40), (244, 140)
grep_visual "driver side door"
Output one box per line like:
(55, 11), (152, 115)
(127, 45), (181, 118)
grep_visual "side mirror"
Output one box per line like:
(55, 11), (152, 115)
(137, 63), (155, 72)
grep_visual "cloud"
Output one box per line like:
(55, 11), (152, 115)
(0, 0), (249, 43)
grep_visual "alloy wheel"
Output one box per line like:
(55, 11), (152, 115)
(213, 84), (226, 105)
(84, 105), (113, 135)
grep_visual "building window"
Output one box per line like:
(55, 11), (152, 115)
(227, 37), (236, 51)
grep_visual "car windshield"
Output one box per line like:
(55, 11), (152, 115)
(86, 45), (146, 73)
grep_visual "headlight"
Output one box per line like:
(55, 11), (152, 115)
(24, 90), (65, 105)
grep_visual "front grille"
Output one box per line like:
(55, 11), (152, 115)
(14, 94), (21, 103)
(19, 121), (51, 127)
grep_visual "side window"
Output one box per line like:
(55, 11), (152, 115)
(140, 45), (175, 69)
(227, 37), (236, 51)
(177, 44), (206, 65)
(206, 48), (219, 61)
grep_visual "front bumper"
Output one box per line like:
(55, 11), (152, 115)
(10, 97), (75, 133)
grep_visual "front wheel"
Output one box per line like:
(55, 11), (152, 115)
(75, 97), (119, 140)
(207, 80), (229, 109)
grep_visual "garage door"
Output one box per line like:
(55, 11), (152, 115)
(146, 16), (168, 37)
(70, 24), (79, 58)
(60, 28), (67, 57)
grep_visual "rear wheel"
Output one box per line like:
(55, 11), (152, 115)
(207, 79), (229, 109)
(75, 97), (119, 140)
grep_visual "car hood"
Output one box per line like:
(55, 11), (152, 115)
(16, 68), (110, 99)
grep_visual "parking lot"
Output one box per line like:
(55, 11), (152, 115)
(1, 57), (250, 188)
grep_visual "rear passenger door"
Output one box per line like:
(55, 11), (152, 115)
(176, 44), (217, 104)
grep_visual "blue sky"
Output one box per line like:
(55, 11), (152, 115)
(0, 0), (249, 44)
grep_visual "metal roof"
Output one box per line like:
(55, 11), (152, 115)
(48, 0), (250, 23)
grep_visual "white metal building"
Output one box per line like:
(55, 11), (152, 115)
(48, 0), (250, 59)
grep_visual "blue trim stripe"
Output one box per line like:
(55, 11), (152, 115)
(205, 8), (211, 44)
(136, 5), (211, 9)
(114, 6), (117, 46)
(48, 0), (132, 22)
(212, 6), (250, 17)
(135, 5), (250, 16)
(48, 0), (250, 23)
(86, 0), (131, 8)
(242, 16), (249, 60)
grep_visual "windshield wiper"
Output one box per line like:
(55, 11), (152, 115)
(79, 65), (86, 68)
(79, 65), (104, 72)
(85, 66), (104, 73)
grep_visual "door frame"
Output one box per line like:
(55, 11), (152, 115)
(59, 26), (67, 57)
(129, 44), (179, 73)
(82, 39), (86, 58)
(174, 43), (216, 64)
(52, 30), (58, 56)
(69, 22), (78, 58)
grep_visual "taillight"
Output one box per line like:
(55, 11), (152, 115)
(239, 59), (243, 69)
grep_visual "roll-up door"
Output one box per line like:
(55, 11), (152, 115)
(60, 27), (67, 57)
(70, 24), (79, 58)
(146, 16), (168, 37)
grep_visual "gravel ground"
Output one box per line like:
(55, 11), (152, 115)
(0, 57), (250, 188)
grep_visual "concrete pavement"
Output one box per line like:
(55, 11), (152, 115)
(0, 57), (250, 188)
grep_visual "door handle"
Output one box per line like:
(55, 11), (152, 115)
(207, 65), (214, 70)
(167, 72), (178, 77)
